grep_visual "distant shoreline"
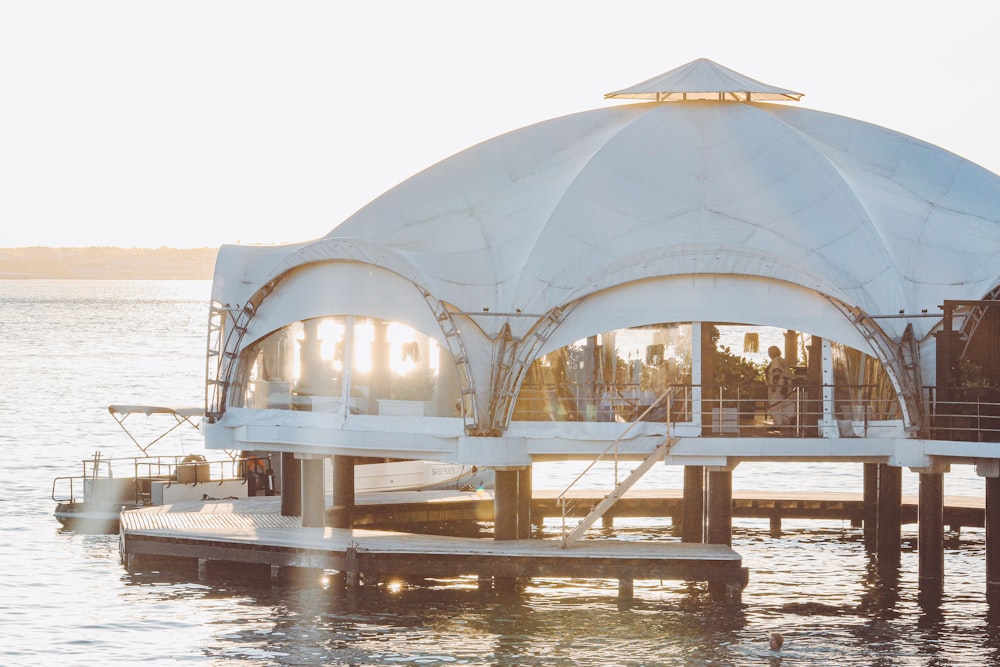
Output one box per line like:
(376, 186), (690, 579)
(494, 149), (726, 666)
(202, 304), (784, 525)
(0, 247), (217, 280)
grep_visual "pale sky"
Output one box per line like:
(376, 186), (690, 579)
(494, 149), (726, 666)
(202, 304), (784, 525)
(3, 1), (1000, 249)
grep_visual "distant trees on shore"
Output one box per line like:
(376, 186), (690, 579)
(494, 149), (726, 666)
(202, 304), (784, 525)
(0, 246), (217, 279)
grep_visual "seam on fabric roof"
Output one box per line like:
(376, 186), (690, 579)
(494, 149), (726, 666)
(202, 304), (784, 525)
(526, 104), (903, 315)
(518, 104), (707, 306)
(784, 108), (998, 299)
(762, 106), (908, 310)
(559, 244), (857, 305)
(509, 105), (663, 302)
(258, 237), (432, 302)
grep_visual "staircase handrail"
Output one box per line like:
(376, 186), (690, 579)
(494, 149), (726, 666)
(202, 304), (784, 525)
(556, 386), (676, 535)
(556, 386), (675, 501)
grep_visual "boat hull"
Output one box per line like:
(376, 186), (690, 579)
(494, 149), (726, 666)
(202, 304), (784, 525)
(54, 501), (137, 533)
(354, 461), (494, 493)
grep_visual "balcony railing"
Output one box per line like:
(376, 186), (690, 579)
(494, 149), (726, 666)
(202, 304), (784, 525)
(511, 382), (914, 438)
(924, 386), (1000, 442)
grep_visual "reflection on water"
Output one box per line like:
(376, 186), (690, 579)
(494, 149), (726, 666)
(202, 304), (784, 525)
(1, 281), (997, 665)
(107, 522), (992, 666)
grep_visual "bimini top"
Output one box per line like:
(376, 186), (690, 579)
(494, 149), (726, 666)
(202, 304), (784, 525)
(214, 59), (1000, 341)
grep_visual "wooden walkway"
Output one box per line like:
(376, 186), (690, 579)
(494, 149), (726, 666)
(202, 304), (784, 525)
(541, 489), (986, 527)
(344, 489), (986, 532)
(120, 496), (748, 596)
(119, 489), (986, 598)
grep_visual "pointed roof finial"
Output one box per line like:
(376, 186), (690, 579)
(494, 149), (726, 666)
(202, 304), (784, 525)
(606, 58), (803, 102)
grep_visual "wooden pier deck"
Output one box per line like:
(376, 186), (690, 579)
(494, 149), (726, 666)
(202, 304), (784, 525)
(119, 489), (988, 599)
(120, 496), (748, 597)
(343, 489), (986, 533)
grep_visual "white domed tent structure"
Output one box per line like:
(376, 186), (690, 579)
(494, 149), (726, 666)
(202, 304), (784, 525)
(203, 60), (1000, 554)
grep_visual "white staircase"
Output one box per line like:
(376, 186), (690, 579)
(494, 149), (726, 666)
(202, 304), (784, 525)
(559, 435), (677, 548)
(557, 387), (678, 548)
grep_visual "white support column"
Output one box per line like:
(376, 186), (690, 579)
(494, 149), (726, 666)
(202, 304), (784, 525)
(340, 316), (354, 420)
(691, 321), (702, 435)
(820, 338), (838, 438)
(301, 456), (326, 528)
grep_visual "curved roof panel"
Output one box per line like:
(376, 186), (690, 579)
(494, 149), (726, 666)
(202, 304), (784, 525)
(326, 96), (1000, 339)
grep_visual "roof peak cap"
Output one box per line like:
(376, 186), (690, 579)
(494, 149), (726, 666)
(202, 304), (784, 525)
(606, 57), (803, 103)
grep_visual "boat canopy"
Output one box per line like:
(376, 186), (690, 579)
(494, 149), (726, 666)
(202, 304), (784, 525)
(108, 405), (204, 419)
(108, 405), (203, 454)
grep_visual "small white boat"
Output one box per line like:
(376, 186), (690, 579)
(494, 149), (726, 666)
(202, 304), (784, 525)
(53, 405), (493, 532)
(354, 459), (493, 493)
(52, 405), (253, 533)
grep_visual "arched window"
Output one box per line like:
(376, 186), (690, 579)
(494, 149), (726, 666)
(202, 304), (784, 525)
(513, 323), (693, 422)
(236, 316), (460, 417)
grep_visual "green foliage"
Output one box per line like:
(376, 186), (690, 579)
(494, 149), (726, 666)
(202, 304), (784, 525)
(707, 325), (765, 392)
(713, 344), (765, 388)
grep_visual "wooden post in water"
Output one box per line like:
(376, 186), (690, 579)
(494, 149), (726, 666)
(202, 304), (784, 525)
(877, 465), (902, 567)
(618, 576), (634, 603)
(517, 466), (532, 539)
(707, 469), (733, 546)
(986, 475), (1000, 601)
(301, 457), (326, 528)
(918, 471), (944, 593)
(682, 466), (705, 543)
(493, 468), (519, 593)
(706, 468), (733, 600)
(281, 452), (301, 517)
(494, 469), (519, 541)
(863, 462), (879, 551)
(330, 455), (355, 529)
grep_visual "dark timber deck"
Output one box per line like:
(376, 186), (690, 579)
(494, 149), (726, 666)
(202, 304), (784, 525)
(119, 496), (748, 597)
(118, 490), (986, 599)
(342, 489), (985, 532)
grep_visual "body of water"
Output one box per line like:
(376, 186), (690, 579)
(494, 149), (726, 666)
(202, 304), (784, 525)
(2, 279), (998, 665)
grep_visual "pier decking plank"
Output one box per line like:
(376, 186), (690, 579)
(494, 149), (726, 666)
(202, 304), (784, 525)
(120, 496), (747, 587)
(341, 489), (986, 529)
(120, 489), (986, 593)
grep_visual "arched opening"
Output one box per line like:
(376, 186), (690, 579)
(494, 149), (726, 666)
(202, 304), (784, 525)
(511, 320), (903, 438)
(233, 315), (462, 418)
(512, 322), (693, 423)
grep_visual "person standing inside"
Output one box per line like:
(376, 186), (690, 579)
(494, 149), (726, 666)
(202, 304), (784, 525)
(766, 345), (795, 433)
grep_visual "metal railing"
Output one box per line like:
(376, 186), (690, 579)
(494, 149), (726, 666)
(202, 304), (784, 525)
(924, 386), (1000, 442)
(51, 453), (262, 507)
(511, 383), (692, 423)
(512, 380), (913, 438)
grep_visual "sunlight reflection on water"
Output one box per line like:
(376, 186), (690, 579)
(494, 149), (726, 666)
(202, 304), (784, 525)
(1, 280), (997, 665)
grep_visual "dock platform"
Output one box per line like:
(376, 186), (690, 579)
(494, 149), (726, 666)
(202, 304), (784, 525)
(344, 489), (986, 533)
(120, 496), (748, 599)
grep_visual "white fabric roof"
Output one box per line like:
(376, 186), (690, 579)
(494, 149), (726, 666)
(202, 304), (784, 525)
(214, 61), (1000, 343)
